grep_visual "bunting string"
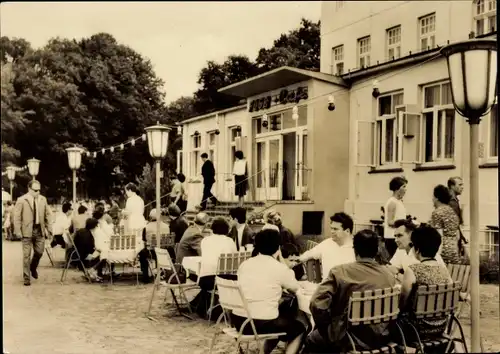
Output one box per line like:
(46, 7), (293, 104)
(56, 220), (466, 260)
(82, 133), (148, 158)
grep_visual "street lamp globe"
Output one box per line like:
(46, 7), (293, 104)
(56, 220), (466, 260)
(441, 39), (497, 122)
(66, 147), (84, 170)
(6, 166), (16, 181)
(27, 158), (41, 178)
(145, 123), (171, 159)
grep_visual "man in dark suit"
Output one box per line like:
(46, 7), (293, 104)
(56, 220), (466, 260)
(447, 176), (468, 256)
(200, 153), (218, 210)
(229, 207), (254, 251)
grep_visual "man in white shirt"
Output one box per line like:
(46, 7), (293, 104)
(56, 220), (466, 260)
(298, 212), (356, 280)
(50, 202), (73, 249)
(233, 229), (307, 354)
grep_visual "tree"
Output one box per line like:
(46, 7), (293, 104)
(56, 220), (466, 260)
(193, 55), (256, 114)
(0, 36), (32, 64)
(8, 33), (169, 199)
(256, 18), (320, 72)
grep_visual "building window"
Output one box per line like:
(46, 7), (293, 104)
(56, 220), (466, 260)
(331, 45), (344, 75)
(474, 0), (496, 35)
(207, 131), (217, 165)
(254, 106), (308, 135)
(422, 82), (455, 163)
(488, 103), (498, 158)
(376, 92), (404, 165)
(386, 26), (401, 60)
(419, 13), (436, 50)
(191, 134), (201, 177)
(357, 36), (371, 68)
(229, 127), (240, 171)
(176, 150), (183, 174)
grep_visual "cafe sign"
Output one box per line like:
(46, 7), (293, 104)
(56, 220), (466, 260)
(249, 86), (309, 112)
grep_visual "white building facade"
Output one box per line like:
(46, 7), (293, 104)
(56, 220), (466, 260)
(179, 1), (498, 253)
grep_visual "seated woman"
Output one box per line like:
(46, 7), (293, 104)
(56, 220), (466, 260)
(191, 217), (237, 318)
(399, 225), (452, 347)
(73, 218), (108, 282)
(232, 229), (308, 354)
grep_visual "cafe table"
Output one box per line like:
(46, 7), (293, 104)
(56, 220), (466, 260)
(297, 280), (318, 316)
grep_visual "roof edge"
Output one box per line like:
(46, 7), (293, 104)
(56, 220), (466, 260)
(180, 104), (247, 125)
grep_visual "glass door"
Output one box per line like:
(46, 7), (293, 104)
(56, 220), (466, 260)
(255, 135), (283, 201)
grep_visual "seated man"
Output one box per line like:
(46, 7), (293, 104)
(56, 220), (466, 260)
(176, 212), (209, 264)
(298, 212), (356, 281)
(51, 202), (72, 249)
(138, 208), (170, 283)
(304, 229), (397, 353)
(232, 229), (308, 354)
(72, 218), (107, 282)
(228, 207), (254, 251)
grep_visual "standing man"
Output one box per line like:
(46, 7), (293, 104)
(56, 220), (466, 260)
(200, 153), (218, 210)
(13, 180), (52, 286)
(448, 176), (468, 257)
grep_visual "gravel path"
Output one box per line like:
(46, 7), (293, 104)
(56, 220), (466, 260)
(3, 240), (499, 353)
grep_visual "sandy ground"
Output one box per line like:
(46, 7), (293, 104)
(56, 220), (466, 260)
(3, 240), (500, 354)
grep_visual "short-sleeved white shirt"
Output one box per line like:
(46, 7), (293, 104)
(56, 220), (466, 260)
(234, 254), (299, 320)
(200, 234), (237, 277)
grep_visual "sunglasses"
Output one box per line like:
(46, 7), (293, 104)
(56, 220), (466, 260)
(32, 189), (40, 192)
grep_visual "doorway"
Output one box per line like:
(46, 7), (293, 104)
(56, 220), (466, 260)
(282, 132), (296, 200)
(255, 135), (283, 200)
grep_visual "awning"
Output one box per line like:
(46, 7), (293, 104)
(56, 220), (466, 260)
(218, 66), (348, 98)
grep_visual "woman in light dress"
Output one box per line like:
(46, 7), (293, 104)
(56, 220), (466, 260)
(122, 182), (147, 250)
(170, 173), (188, 213)
(383, 176), (408, 258)
(233, 150), (248, 207)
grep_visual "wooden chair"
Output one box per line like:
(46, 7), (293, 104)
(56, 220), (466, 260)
(60, 233), (92, 284)
(106, 233), (140, 285)
(209, 276), (287, 354)
(305, 239), (318, 251)
(346, 286), (405, 354)
(305, 260), (322, 283)
(406, 282), (467, 353)
(446, 263), (484, 352)
(146, 247), (199, 320)
(207, 251), (253, 321)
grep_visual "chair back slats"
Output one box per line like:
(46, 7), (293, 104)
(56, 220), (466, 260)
(146, 233), (175, 249)
(305, 240), (318, 251)
(154, 247), (175, 269)
(109, 234), (136, 251)
(113, 225), (125, 236)
(348, 286), (401, 326)
(447, 263), (471, 294)
(215, 276), (245, 312)
(217, 252), (252, 275)
(413, 282), (461, 318)
(305, 259), (322, 283)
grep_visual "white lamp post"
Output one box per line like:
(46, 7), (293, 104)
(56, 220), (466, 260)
(441, 38), (497, 352)
(27, 158), (41, 180)
(145, 123), (171, 249)
(66, 147), (84, 206)
(6, 166), (16, 199)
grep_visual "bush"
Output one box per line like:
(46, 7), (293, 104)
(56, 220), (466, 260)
(480, 255), (499, 284)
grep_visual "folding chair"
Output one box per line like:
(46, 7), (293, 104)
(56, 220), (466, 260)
(209, 276), (287, 354)
(106, 233), (140, 285)
(44, 238), (55, 267)
(144, 233), (176, 274)
(207, 251), (253, 321)
(146, 247), (199, 321)
(60, 234), (92, 284)
(446, 263), (484, 352)
(305, 259), (322, 283)
(346, 286), (405, 354)
(305, 240), (318, 251)
(405, 282), (467, 353)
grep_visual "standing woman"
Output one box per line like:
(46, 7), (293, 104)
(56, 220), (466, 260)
(170, 173), (188, 213)
(122, 182), (147, 248)
(383, 176), (408, 258)
(429, 184), (467, 264)
(233, 150), (248, 207)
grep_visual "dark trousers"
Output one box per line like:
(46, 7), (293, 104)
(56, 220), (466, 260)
(303, 329), (342, 353)
(190, 274), (237, 319)
(51, 234), (66, 249)
(138, 248), (158, 282)
(200, 182), (217, 209)
(22, 226), (45, 281)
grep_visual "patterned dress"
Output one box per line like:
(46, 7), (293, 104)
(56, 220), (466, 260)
(400, 263), (452, 341)
(429, 205), (468, 264)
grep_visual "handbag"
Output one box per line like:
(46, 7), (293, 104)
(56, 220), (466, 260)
(161, 263), (187, 284)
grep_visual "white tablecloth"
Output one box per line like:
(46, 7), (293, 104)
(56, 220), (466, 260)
(182, 256), (202, 276)
(297, 281), (318, 315)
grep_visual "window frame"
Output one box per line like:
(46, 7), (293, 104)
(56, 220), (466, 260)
(484, 99), (498, 161)
(386, 25), (402, 60)
(228, 126), (240, 174)
(474, 0), (496, 35)
(206, 131), (217, 167)
(357, 36), (371, 68)
(419, 13), (436, 51)
(190, 134), (202, 178)
(176, 150), (183, 174)
(420, 81), (456, 165)
(331, 45), (344, 76)
(376, 91), (405, 167)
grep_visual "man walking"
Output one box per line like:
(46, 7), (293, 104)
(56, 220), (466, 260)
(200, 153), (218, 210)
(13, 180), (52, 286)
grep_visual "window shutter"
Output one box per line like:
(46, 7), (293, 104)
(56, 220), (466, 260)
(355, 120), (376, 167)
